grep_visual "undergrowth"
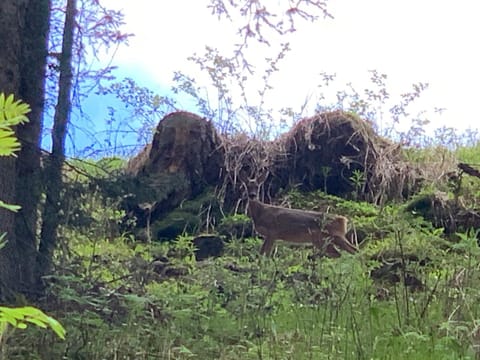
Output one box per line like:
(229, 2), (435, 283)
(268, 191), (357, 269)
(4, 146), (480, 359)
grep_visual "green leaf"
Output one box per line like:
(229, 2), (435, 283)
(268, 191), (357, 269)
(26, 317), (48, 328)
(0, 93), (30, 126)
(0, 306), (66, 340)
(0, 93), (30, 157)
(0, 200), (21, 212)
(0, 233), (7, 250)
(0, 129), (21, 156)
(178, 345), (195, 354)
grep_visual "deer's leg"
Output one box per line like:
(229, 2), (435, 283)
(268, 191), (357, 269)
(325, 243), (341, 258)
(313, 235), (351, 258)
(331, 235), (357, 254)
(260, 237), (275, 256)
(312, 235), (336, 257)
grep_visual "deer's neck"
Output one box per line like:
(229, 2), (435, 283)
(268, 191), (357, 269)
(248, 199), (265, 221)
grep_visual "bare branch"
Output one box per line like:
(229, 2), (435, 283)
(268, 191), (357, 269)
(208, 0), (332, 64)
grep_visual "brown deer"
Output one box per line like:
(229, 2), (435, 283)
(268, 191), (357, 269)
(245, 179), (358, 257)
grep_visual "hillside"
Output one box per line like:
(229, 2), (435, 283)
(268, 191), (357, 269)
(4, 112), (480, 359)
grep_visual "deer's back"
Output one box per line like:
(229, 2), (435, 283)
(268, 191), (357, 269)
(248, 199), (346, 242)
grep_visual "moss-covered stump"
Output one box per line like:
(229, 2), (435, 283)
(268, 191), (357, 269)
(144, 190), (221, 241)
(193, 234), (225, 261)
(124, 111), (224, 229)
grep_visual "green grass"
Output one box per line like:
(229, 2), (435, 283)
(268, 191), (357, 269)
(5, 153), (480, 359)
(6, 229), (480, 359)
(455, 143), (480, 164)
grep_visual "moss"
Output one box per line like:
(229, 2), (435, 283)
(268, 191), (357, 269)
(152, 210), (200, 241)
(151, 188), (222, 241)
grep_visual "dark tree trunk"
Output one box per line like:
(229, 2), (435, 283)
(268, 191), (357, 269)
(16, 0), (51, 298)
(39, 0), (76, 278)
(0, 0), (50, 301)
(0, 0), (29, 301)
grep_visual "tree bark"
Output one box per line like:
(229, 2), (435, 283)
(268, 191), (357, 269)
(16, 0), (51, 297)
(39, 0), (76, 278)
(0, 0), (28, 301)
(0, 0), (50, 301)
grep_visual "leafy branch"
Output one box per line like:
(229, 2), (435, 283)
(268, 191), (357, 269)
(0, 93), (31, 156)
(0, 306), (66, 341)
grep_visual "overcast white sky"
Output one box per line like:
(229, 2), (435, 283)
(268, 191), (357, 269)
(98, 0), (480, 133)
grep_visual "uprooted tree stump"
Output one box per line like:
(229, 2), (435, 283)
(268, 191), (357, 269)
(124, 111), (224, 231)
(122, 109), (424, 243)
(280, 111), (420, 203)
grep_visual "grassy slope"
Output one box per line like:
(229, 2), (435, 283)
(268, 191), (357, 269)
(4, 146), (480, 359)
